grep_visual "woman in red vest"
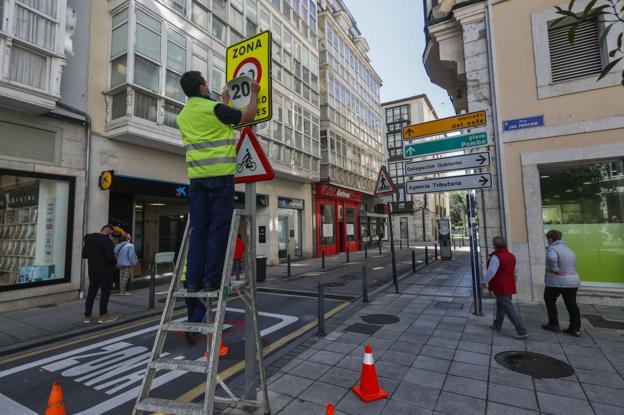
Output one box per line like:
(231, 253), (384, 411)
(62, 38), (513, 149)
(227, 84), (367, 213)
(481, 236), (528, 339)
(233, 234), (245, 280)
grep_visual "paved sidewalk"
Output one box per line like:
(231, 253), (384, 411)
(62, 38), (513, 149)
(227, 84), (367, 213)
(260, 251), (624, 415)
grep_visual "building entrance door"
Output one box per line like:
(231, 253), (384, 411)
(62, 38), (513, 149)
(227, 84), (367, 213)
(278, 216), (288, 259)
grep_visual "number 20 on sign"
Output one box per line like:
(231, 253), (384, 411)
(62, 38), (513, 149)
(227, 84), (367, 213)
(226, 31), (273, 127)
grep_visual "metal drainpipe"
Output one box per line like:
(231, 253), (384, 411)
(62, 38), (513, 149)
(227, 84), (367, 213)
(56, 102), (92, 299)
(485, 0), (508, 238)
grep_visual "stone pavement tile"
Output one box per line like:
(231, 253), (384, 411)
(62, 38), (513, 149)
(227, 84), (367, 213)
(537, 392), (595, 415)
(412, 356), (451, 374)
(378, 350), (417, 367)
(277, 398), (335, 415)
(567, 355), (616, 373)
(335, 390), (387, 415)
(488, 383), (538, 411)
(488, 367), (534, 390)
(583, 383), (624, 408)
(399, 333), (429, 345)
(360, 337), (394, 351)
(435, 391), (486, 415)
(383, 399), (434, 415)
(426, 336), (459, 349)
(392, 382), (441, 409)
(298, 381), (350, 406)
(335, 355), (362, 372)
(402, 367), (446, 389)
(390, 340), (424, 354)
(288, 361), (332, 380)
(339, 332), (371, 345)
(419, 345), (455, 361)
(323, 341), (359, 354)
(575, 368), (624, 388)
(485, 402), (538, 415)
(319, 366), (360, 388)
(432, 329), (462, 340)
(406, 325), (436, 336)
(453, 350), (490, 366)
(448, 361), (489, 381)
(442, 375), (487, 399)
(376, 360), (410, 380)
(561, 344), (602, 358)
(533, 378), (585, 399)
(592, 403), (624, 415)
(375, 329), (405, 341)
(263, 390), (293, 414)
(268, 374), (315, 397)
(296, 348), (317, 360)
(324, 331), (344, 341)
(308, 350), (345, 366)
(458, 340), (491, 355)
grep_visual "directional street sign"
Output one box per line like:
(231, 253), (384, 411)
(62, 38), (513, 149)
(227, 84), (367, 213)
(226, 31), (272, 127)
(235, 126), (275, 183)
(374, 165), (397, 196)
(405, 152), (491, 176)
(403, 132), (488, 159)
(405, 173), (492, 195)
(403, 110), (487, 140)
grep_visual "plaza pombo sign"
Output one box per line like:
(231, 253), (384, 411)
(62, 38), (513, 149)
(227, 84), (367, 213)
(226, 31), (272, 127)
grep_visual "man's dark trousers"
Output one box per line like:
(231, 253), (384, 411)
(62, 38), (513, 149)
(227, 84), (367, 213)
(187, 176), (234, 301)
(544, 287), (581, 331)
(85, 272), (113, 316)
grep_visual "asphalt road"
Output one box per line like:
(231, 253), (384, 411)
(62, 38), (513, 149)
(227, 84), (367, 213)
(0, 292), (347, 415)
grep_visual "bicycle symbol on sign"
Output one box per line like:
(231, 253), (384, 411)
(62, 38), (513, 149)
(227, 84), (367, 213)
(237, 149), (257, 173)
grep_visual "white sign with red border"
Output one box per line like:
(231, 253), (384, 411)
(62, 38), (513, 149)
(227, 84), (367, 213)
(374, 165), (397, 196)
(235, 126), (274, 184)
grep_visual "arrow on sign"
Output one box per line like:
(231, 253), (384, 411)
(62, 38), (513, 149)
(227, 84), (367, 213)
(476, 154), (487, 165)
(405, 173), (493, 195)
(405, 128), (414, 136)
(478, 175), (489, 186)
(403, 151), (491, 177)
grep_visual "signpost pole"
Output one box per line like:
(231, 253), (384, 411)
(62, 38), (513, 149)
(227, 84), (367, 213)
(244, 182), (257, 399)
(387, 200), (398, 294)
(421, 195), (426, 242)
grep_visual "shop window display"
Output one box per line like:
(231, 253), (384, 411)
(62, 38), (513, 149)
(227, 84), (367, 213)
(540, 159), (624, 287)
(320, 204), (335, 245)
(0, 173), (72, 288)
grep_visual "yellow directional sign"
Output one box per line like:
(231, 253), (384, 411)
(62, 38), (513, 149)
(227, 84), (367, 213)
(403, 110), (487, 140)
(226, 31), (272, 127)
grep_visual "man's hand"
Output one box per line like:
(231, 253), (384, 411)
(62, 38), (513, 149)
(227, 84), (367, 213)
(250, 80), (260, 95)
(221, 88), (230, 105)
(239, 80), (261, 124)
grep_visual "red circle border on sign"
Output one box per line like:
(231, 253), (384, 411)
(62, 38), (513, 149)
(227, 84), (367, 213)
(233, 57), (263, 83)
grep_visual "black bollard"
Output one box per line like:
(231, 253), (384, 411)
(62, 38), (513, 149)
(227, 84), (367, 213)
(287, 254), (291, 278)
(364, 243), (368, 259)
(435, 243), (438, 260)
(400, 239), (402, 250)
(412, 250), (416, 272)
(322, 251), (325, 269)
(317, 283), (326, 337)
(148, 264), (156, 309)
(346, 247), (350, 263)
(425, 246), (429, 265)
(362, 264), (369, 303)
(379, 241), (382, 255)
(453, 238), (456, 250)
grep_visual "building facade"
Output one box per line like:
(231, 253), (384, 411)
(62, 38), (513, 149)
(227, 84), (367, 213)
(316, 0), (384, 256)
(382, 95), (449, 244)
(424, 0), (624, 304)
(0, 0), (88, 311)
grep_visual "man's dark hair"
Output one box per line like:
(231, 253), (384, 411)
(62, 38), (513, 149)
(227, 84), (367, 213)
(101, 224), (113, 232)
(180, 71), (205, 98)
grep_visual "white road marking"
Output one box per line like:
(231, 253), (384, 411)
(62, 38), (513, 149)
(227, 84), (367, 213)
(372, 267), (384, 271)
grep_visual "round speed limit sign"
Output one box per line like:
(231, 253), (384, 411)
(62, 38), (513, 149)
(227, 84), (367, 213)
(234, 57), (262, 83)
(226, 75), (253, 109)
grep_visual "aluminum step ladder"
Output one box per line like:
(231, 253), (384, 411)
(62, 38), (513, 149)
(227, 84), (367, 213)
(133, 209), (270, 415)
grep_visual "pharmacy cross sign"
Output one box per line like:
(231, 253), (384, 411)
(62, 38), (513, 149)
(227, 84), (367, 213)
(374, 165), (396, 196)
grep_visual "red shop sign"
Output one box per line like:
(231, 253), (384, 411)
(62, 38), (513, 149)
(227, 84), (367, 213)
(315, 183), (362, 202)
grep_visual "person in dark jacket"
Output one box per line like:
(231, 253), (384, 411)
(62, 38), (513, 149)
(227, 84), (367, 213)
(481, 236), (528, 339)
(82, 225), (118, 324)
(232, 234), (245, 280)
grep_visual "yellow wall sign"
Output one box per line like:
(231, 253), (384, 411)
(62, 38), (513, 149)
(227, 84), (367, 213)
(226, 31), (272, 127)
(403, 110), (487, 140)
(99, 170), (113, 190)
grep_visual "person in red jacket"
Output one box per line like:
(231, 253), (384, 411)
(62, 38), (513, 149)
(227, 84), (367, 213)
(233, 234), (245, 280)
(481, 236), (528, 339)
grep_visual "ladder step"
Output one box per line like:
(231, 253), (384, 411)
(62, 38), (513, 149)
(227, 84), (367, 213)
(173, 281), (248, 298)
(135, 397), (203, 415)
(150, 358), (209, 374)
(163, 321), (215, 334)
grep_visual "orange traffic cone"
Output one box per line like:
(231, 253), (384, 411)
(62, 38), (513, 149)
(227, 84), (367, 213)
(352, 344), (388, 402)
(325, 403), (335, 414)
(44, 380), (66, 415)
(203, 340), (229, 358)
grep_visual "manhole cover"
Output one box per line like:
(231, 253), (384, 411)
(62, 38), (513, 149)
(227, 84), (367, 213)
(582, 314), (624, 330)
(361, 314), (400, 325)
(344, 323), (381, 335)
(325, 282), (345, 287)
(435, 301), (463, 310)
(495, 351), (574, 379)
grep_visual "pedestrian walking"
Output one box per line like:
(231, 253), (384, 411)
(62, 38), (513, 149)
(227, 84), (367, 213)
(481, 236), (528, 339)
(176, 71), (259, 305)
(233, 234), (245, 280)
(82, 225), (118, 324)
(541, 229), (582, 337)
(114, 233), (138, 295)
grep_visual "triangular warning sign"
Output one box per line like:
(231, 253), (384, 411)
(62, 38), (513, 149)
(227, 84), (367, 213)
(234, 126), (275, 184)
(374, 165), (396, 196)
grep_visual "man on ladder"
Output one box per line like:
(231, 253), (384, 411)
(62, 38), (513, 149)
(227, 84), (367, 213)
(176, 71), (259, 300)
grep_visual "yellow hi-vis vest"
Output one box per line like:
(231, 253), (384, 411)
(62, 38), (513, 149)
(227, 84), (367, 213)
(176, 97), (236, 179)
(181, 264), (187, 282)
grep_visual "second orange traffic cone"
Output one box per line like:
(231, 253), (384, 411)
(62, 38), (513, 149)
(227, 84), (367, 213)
(44, 380), (66, 415)
(203, 340), (229, 358)
(325, 403), (335, 414)
(352, 344), (388, 402)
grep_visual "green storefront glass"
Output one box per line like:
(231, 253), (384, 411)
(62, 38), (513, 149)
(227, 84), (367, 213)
(540, 160), (624, 287)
